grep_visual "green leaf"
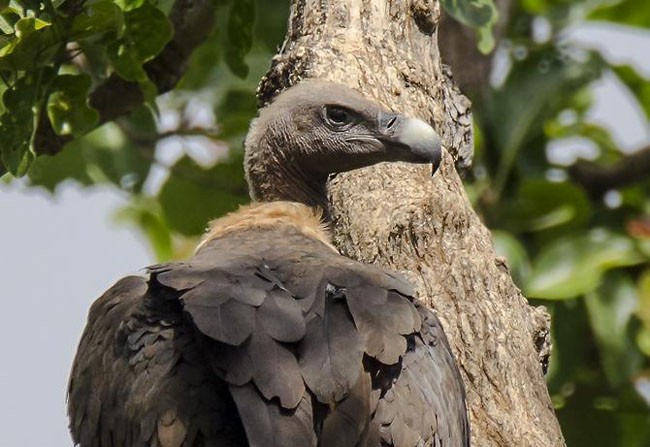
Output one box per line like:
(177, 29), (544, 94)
(107, 41), (158, 102)
(123, 2), (172, 62)
(107, 40), (147, 81)
(526, 229), (644, 299)
(0, 15), (15, 34)
(589, 0), (650, 28)
(69, 1), (125, 42)
(0, 134), (33, 175)
(441, 0), (496, 27)
(158, 155), (249, 235)
(27, 138), (93, 191)
(225, 0), (255, 78)
(440, 0), (498, 54)
(47, 74), (99, 137)
(6, 0), (25, 17)
(0, 17), (59, 71)
(476, 26), (495, 54)
(520, 0), (546, 14)
(0, 69), (54, 176)
(613, 65), (650, 121)
(585, 272), (643, 387)
(502, 180), (591, 233)
(107, 2), (171, 99)
(115, 0), (147, 11)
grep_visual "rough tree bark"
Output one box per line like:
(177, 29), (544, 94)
(258, 1), (565, 446)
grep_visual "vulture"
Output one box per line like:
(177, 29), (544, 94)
(68, 81), (470, 447)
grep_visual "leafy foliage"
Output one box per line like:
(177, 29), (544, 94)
(5, 0), (288, 257)
(0, 68), (54, 175)
(0, 0), (173, 176)
(225, 0), (255, 78)
(47, 74), (99, 136)
(526, 230), (643, 299)
(589, 0), (650, 28)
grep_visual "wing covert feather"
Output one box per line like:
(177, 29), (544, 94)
(184, 297), (255, 346)
(229, 384), (316, 447)
(319, 372), (374, 447)
(299, 298), (364, 403)
(249, 325), (305, 408)
(257, 287), (306, 342)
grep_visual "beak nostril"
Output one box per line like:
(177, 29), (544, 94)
(386, 116), (397, 129)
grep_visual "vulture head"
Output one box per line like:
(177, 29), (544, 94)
(245, 80), (442, 210)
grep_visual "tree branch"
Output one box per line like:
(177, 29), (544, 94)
(569, 145), (650, 198)
(33, 0), (216, 157)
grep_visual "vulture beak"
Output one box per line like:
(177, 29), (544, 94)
(377, 112), (443, 175)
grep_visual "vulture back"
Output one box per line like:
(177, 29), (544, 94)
(68, 202), (469, 447)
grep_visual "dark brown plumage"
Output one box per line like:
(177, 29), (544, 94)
(68, 202), (468, 447)
(68, 82), (468, 446)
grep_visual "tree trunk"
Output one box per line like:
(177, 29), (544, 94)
(259, 1), (565, 445)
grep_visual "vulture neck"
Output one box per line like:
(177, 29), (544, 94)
(198, 201), (334, 251)
(246, 139), (331, 219)
(257, 167), (330, 216)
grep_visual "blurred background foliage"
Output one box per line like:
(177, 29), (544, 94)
(1, 0), (649, 445)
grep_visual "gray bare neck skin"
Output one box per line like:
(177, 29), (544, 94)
(249, 161), (332, 220)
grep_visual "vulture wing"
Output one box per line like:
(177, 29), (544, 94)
(68, 224), (468, 447)
(67, 276), (246, 447)
(372, 301), (470, 447)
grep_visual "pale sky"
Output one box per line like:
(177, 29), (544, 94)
(1, 22), (649, 447)
(0, 185), (150, 446)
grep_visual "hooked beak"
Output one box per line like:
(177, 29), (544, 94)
(377, 112), (442, 175)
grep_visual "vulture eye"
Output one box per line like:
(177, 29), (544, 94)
(323, 106), (355, 130)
